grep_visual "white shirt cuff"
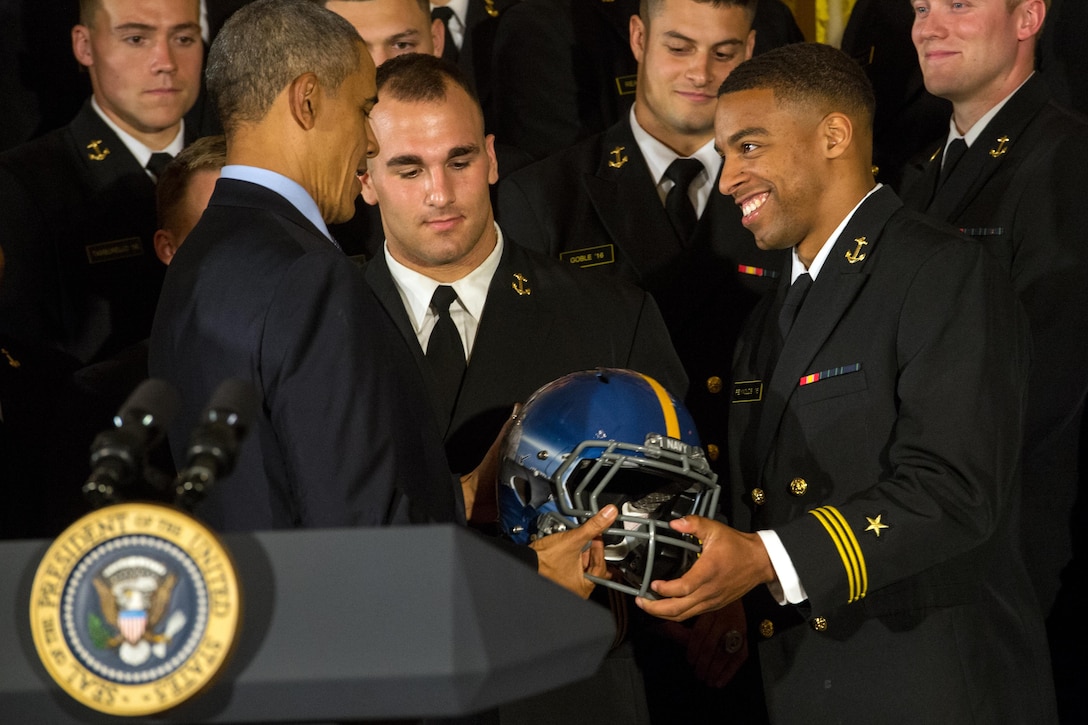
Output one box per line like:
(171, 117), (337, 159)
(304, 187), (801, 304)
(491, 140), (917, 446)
(756, 529), (808, 605)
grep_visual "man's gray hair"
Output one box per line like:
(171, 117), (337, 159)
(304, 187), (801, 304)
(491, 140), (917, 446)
(208, 0), (363, 134)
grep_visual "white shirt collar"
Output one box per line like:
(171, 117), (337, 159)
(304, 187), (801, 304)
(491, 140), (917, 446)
(948, 72), (1034, 148)
(431, 0), (468, 48)
(384, 223), (504, 357)
(90, 96), (185, 179)
(628, 105), (720, 216)
(219, 165), (338, 247)
(792, 184), (882, 283)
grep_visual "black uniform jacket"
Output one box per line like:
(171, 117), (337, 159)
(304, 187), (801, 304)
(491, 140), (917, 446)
(150, 178), (458, 532)
(901, 73), (1088, 612)
(730, 187), (1055, 723)
(0, 100), (172, 365)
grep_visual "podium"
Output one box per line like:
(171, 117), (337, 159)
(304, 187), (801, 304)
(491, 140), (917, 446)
(0, 525), (614, 722)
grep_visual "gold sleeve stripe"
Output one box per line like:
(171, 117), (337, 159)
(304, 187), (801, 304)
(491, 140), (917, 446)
(809, 506), (868, 603)
(637, 373), (680, 439)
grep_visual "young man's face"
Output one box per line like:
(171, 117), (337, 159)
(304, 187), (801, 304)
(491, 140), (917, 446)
(630, 0), (754, 153)
(326, 0), (443, 67)
(72, 0), (203, 147)
(715, 88), (828, 261)
(911, 0), (1040, 111)
(362, 83), (499, 282)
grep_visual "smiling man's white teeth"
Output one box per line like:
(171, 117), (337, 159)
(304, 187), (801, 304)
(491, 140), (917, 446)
(742, 194), (767, 217)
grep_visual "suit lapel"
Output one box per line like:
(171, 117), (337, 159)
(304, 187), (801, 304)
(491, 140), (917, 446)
(68, 101), (152, 192)
(454, 243), (553, 432)
(754, 187), (901, 470)
(582, 121), (684, 281)
(913, 75), (1050, 221)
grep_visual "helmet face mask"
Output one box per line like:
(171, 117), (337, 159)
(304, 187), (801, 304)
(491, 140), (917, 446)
(499, 369), (720, 598)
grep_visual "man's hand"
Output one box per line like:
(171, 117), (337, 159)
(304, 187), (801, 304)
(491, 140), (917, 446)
(532, 504), (618, 598)
(635, 516), (774, 621)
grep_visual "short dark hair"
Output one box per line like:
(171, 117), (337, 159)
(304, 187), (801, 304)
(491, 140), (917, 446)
(207, 0), (364, 134)
(640, 0), (758, 25)
(375, 53), (479, 107)
(717, 42), (875, 130)
(313, 0), (431, 16)
(156, 135), (227, 231)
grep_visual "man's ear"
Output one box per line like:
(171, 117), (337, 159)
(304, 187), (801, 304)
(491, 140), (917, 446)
(1017, 0), (1046, 41)
(288, 73), (321, 130)
(629, 14), (647, 64)
(431, 18), (445, 58)
(153, 229), (178, 266)
(822, 112), (854, 160)
(72, 25), (93, 68)
(485, 134), (499, 184)
(360, 170), (379, 206)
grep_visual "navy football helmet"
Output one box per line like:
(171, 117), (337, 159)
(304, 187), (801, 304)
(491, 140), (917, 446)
(499, 368), (719, 598)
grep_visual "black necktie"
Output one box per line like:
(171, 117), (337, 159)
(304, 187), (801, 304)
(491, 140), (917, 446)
(146, 152), (173, 182)
(778, 273), (813, 342)
(938, 138), (967, 187)
(664, 158), (704, 245)
(432, 6), (459, 63)
(426, 285), (466, 419)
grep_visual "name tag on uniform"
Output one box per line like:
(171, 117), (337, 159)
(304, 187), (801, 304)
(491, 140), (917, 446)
(732, 380), (764, 403)
(561, 244), (615, 268)
(86, 237), (143, 264)
(615, 75), (637, 96)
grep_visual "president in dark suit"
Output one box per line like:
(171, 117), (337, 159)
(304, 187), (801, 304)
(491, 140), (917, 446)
(901, 0), (1088, 716)
(0, 0), (203, 366)
(496, 0), (784, 493)
(150, 0), (457, 531)
(150, 1), (612, 609)
(639, 43), (1057, 723)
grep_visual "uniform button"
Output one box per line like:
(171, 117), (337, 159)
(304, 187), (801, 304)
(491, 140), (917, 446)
(707, 376), (723, 394)
(760, 619), (774, 638)
(789, 477), (808, 496)
(706, 443), (719, 461)
(811, 617), (828, 632)
(751, 488), (766, 506)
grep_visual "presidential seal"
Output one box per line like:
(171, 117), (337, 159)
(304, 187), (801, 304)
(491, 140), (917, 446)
(29, 503), (241, 716)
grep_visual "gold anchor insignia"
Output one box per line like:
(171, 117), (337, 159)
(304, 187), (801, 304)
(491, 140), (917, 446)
(2, 347), (21, 369)
(989, 135), (1010, 158)
(865, 514), (889, 537)
(607, 146), (629, 169)
(86, 139), (110, 161)
(845, 236), (867, 264)
(484, 0), (498, 17)
(511, 273), (531, 296)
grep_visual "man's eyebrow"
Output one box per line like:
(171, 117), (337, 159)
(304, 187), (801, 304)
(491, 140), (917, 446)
(662, 30), (746, 47)
(727, 126), (769, 146)
(386, 29), (422, 43)
(386, 154), (424, 167)
(113, 21), (202, 33)
(447, 144), (479, 160)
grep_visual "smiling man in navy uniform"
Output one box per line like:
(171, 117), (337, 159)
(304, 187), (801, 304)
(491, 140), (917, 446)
(900, 1), (1088, 716)
(638, 43), (1056, 723)
(0, 0), (203, 367)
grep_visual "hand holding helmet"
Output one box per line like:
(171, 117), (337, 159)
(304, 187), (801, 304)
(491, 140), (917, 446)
(499, 368), (721, 599)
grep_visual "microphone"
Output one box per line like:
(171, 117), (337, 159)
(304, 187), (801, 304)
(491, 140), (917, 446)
(174, 379), (258, 508)
(82, 379), (180, 508)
